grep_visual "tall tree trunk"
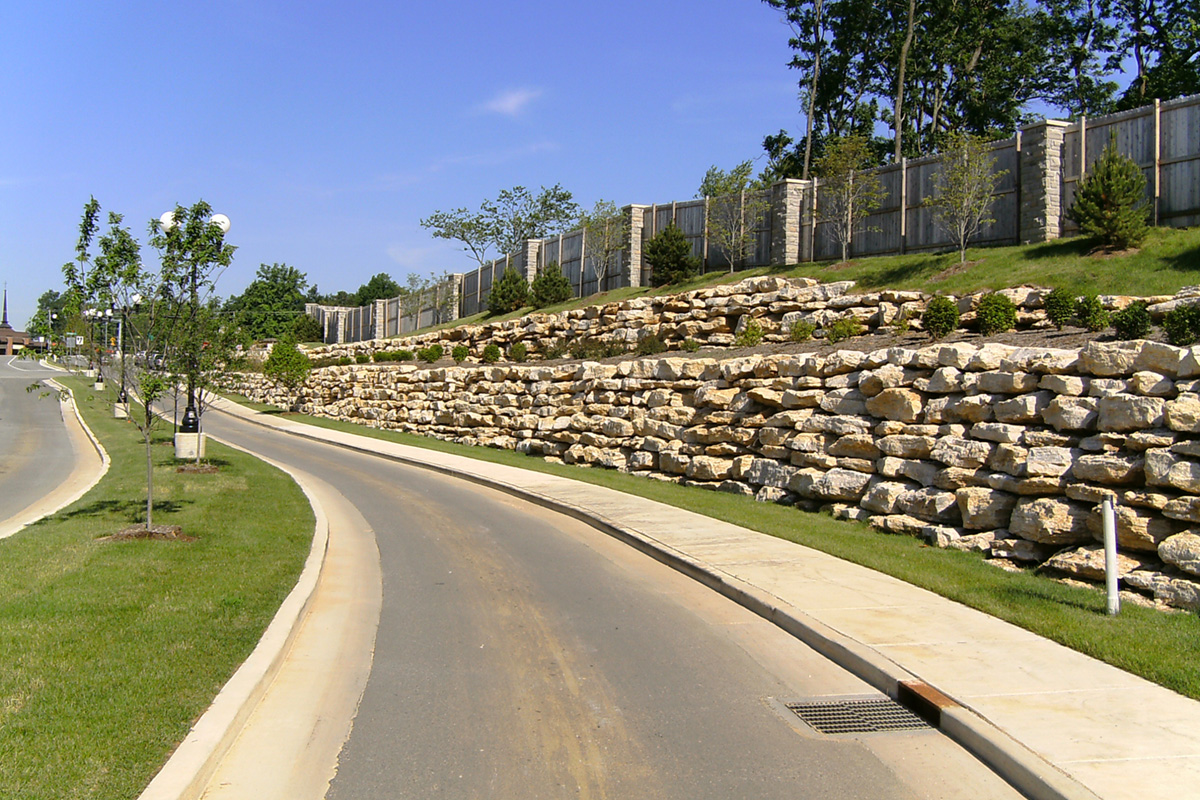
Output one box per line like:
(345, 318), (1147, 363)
(144, 431), (154, 529)
(894, 0), (917, 161)
(803, 0), (825, 180)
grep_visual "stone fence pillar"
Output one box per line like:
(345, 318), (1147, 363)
(1019, 120), (1070, 244)
(769, 179), (810, 266)
(624, 204), (648, 288)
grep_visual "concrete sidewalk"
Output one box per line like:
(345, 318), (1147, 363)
(207, 397), (1200, 800)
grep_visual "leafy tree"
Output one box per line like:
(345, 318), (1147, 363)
(354, 272), (401, 305)
(645, 224), (700, 287)
(531, 261), (574, 308)
(486, 266), (530, 316)
(225, 263), (310, 340)
(579, 200), (629, 292)
(931, 133), (1008, 264)
(263, 335), (312, 412)
(814, 135), (886, 262)
(699, 162), (770, 273)
(1067, 136), (1149, 249)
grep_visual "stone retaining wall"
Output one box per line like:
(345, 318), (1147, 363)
(228, 336), (1200, 613)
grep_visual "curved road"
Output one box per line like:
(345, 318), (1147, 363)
(0, 357), (86, 535)
(203, 409), (1019, 799)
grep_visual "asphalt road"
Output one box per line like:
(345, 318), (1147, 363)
(0, 357), (77, 528)
(204, 408), (1020, 800)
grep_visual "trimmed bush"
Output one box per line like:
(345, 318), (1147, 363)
(1067, 136), (1149, 250)
(681, 338), (701, 353)
(395, 349), (414, 362)
(975, 292), (1016, 335)
(509, 342), (528, 362)
(825, 317), (863, 344)
(486, 266), (530, 315)
(481, 343), (502, 363)
(355, 353), (370, 364)
(531, 261), (574, 308)
(1043, 287), (1075, 330)
(541, 342), (568, 360)
(1074, 295), (1110, 332)
(921, 296), (960, 339)
(416, 344), (443, 364)
(645, 223), (701, 287)
(451, 345), (469, 363)
(635, 334), (667, 356)
(1163, 305), (1200, 346)
(735, 318), (764, 346)
(789, 320), (816, 342)
(1111, 301), (1152, 340)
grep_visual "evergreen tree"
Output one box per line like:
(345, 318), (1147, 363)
(645, 223), (701, 287)
(486, 266), (530, 315)
(531, 261), (573, 308)
(1067, 136), (1150, 250)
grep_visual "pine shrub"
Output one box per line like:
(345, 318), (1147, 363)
(531, 261), (573, 308)
(735, 318), (765, 346)
(825, 317), (863, 344)
(1111, 301), (1152, 340)
(416, 344), (444, 363)
(1067, 136), (1149, 250)
(355, 353), (370, 364)
(1163, 305), (1200, 346)
(645, 223), (701, 287)
(486, 266), (530, 315)
(789, 320), (816, 342)
(975, 292), (1016, 335)
(395, 350), (414, 362)
(482, 343), (502, 363)
(921, 296), (960, 339)
(1074, 295), (1110, 332)
(635, 334), (667, 356)
(1043, 287), (1075, 330)
(681, 338), (701, 353)
(509, 342), (528, 362)
(451, 345), (469, 363)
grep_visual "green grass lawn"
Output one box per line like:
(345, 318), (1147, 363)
(0, 379), (313, 800)
(228, 398), (1200, 700)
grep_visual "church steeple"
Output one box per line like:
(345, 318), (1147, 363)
(1, 286), (10, 330)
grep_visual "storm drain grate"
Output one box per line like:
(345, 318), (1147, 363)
(786, 697), (931, 735)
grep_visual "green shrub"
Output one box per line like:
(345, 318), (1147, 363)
(395, 349), (414, 362)
(1067, 135), (1149, 250)
(975, 292), (1016, 335)
(542, 342), (568, 360)
(1043, 287), (1075, 330)
(788, 319), (815, 342)
(921, 296), (960, 339)
(482, 343), (502, 363)
(825, 317), (863, 344)
(1163, 305), (1200, 346)
(486, 266), (530, 316)
(645, 223), (701, 287)
(416, 344), (443, 363)
(509, 342), (528, 362)
(355, 353), (370, 364)
(682, 338), (701, 353)
(569, 338), (607, 360)
(530, 261), (574, 308)
(635, 334), (667, 356)
(336, 356), (353, 366)
(290, 313), (325, 344)
(372, 351), (391, 363)
(1074, 295), (1110, 332)
(735, 318), (765, 347)
(891, 307), (913, 335)
(451, 345), (469, 363)
(1111, 301), (1152, 340)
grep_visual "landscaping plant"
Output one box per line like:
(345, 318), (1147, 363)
(1067, 135), (1150, 250)
(531, 261), (573, 308)
(1043, 287), (1075, 330)
(1111, 301), (1152, 340)
(486, 266), (530, 315)
(1074, 294), (1111, 332)
(645, 223), (701, 287)
(975, 292), (1016, 335)
(921, 295), (960, 339)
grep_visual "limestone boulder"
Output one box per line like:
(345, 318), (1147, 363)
(686, 456), (734, 481)
(1097, 395), (1166, 432)
(1079, 340), (1142, 377)
(1159, 532), (1200, 576)
(1009, 497), (1093, 544)
(877, 435), (936, 459)
(809, 468), (874, 502)
(865, 388), (924, 422)
(1144, 449), (1200, 493)
(1129, 371), (1175, 397)
(930, 436), (994, 469)
(827, 434), (881, 459)
(994, 392), (1053, 424)
(1164, 394), (1200, 433)
(1025, 446), (1081, 478)
(956, 487), (1019, 530)
(1043, 545), (1157, 581)
(1072, 453), (1144, 485)
(977, 371), (1039, 394)
(947, 531), (998, 553)
(1163, 495), (1200, 524)
(897, 487), (960, 523)
(860, 481), (913, 514)
(820, 388), (869, 416)
(1153, 574), (1200, 611)
(990, 537), (1059, 561)
(1042, 397), (1099, 431)
(1086, 504), (1179, 552)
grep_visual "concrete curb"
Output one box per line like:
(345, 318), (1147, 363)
(0, 378), (110, 540)
(219, 402), (1099, 800)
(136, 440), (332, 800)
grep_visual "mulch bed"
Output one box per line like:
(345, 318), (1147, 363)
(98, 525), (194, 543)
(176, 463), (219, 474)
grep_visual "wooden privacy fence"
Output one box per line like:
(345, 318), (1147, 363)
(311, 95), (1200, 343)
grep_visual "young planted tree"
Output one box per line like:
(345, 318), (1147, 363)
(531, 261), (573, 308)
(263, 335), (312, 412)
(579, 200), (629, 293)
(1067, 135), (1150, 249)
(814, 135), (886, 262)
(932, 132), (1008, 264)
(644, 223), (701, 287)
(486, 266), (530, 315)
(698, 161), (771, 273)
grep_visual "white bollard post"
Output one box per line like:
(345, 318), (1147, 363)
(1103, 495), (1120, 615)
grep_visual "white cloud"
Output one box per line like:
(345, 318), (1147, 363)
(480, 87), (543, 116)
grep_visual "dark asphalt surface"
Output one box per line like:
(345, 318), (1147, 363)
(0, 357), (76, 527)
(205, 407), (1015, 800)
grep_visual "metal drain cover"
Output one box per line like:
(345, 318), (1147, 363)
(786, 697), (931, 735)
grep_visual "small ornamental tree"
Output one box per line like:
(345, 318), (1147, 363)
(814, 135), (885, 263)
(645, 223), (700, 287)
(579, 200), (629, 291)
(698, 161), (769, 273)
(263, 335), (311, 411)
(932, 133), (1007, 265)
(1067, 135), (1150, 250)
(531, 261), (573, 308)
(486, 266), (529, 315)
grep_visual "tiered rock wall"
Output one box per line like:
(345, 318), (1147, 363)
(228, 337), (1200, 613)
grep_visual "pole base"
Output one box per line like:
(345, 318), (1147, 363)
(114, 402), (129, 419)
(174, 432), (206, 460)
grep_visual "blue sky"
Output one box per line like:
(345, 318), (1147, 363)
(0, 0), (807, 326)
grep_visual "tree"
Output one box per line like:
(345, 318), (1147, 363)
(486, 266), (530, 316)
(419, 206), (499, 271)
(699, 162), (770, 273)
(764, 0), (826, 179)
(579, 200), (629, 293)
(263, 335), (312, 412)
(644, 223), (701, 287)
(354, 272), (401, 305)
(531, 262), (573, 308)
(931, 133), (1008, 264)
(814, 135), (886, 262)
(225, 263), (310, 340)
(1067, 136), (1150, 249)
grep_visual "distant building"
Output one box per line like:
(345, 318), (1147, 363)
(0, 289), (35, 356)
